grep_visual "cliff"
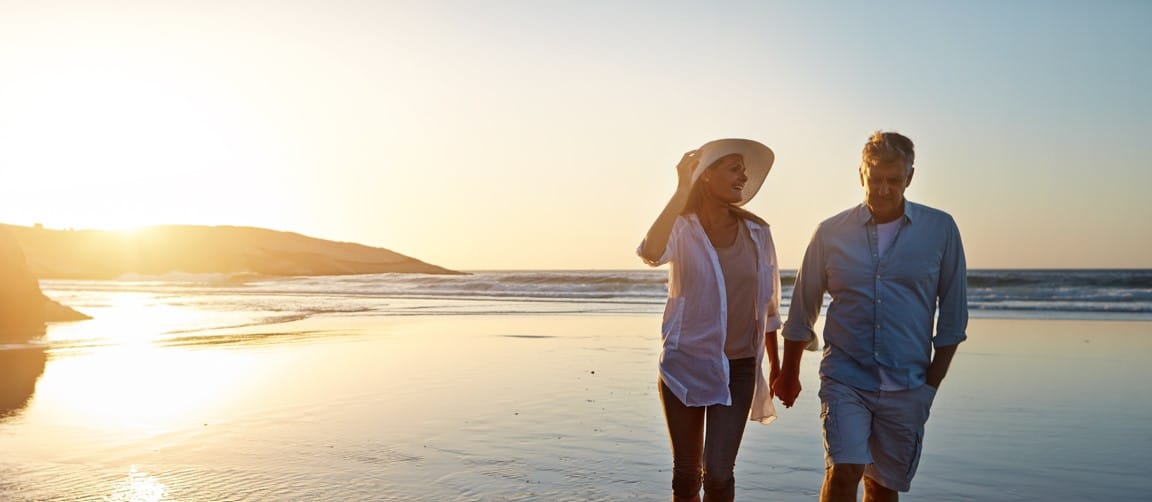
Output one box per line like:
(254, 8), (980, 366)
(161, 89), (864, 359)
(0, 229), (88, 339)
(2, 224), (461, 279)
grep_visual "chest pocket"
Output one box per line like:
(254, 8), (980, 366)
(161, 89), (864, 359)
(885, 244), (943, 292)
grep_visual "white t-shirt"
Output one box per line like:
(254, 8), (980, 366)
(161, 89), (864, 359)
(876, 219), (900, 257)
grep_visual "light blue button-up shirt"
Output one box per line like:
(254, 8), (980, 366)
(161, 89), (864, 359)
(782, 201), (968, 391)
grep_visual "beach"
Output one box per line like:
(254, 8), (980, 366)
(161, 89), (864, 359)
(3, 303), (1152, 500)
(4, 0), (1150, 499)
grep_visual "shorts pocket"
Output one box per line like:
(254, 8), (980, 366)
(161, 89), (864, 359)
(820, 401), (835, 465)
(905, 429), (924, 481)
(922, 384), (937, 420)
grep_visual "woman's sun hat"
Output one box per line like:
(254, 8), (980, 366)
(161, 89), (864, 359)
(692, 138), (775, 207)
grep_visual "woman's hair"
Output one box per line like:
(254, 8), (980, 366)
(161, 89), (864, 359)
(681, 175), (710, 216)
(730, 206), (768, 226)
(861, 130), (915, 171)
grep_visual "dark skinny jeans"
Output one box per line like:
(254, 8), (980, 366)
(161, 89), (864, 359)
(659, 357), (756, 502)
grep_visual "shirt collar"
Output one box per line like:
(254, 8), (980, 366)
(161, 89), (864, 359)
(855, 200), (918, 225)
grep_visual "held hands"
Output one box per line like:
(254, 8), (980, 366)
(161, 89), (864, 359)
(771, 372), (801, 408)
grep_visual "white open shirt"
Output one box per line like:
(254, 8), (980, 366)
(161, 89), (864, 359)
(638, 214), (782, 424)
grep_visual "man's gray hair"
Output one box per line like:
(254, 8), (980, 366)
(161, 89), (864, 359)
(861, 131), (914, 172)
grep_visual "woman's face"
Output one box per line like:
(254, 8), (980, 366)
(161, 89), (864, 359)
(700, 153), (747, 204)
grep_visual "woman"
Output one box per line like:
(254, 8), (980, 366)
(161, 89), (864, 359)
(637, 138), (783, 502)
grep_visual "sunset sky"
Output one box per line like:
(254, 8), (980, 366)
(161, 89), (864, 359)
(1, 0), (1149, 270)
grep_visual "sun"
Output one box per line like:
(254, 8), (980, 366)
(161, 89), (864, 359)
(1, 50), (298, 233)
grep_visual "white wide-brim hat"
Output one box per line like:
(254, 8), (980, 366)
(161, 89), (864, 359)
(691, 138), (775, 207)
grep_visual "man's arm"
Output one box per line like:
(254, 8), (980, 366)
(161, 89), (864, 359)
(928, 217), (967, 389)
(933, 217), (968, 347)
(773, 339), (809, 407)
(926, 343), (958, 389)
(774, 227), (827, 407)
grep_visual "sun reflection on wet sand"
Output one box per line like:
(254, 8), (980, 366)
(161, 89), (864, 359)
(30, 344), (253, 439)
(105, 465), (169, 502)
(22, 293), (277, 440)
(46, 292), (196, 347)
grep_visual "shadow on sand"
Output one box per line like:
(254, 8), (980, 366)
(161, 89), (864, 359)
(0, 341), (48, 421)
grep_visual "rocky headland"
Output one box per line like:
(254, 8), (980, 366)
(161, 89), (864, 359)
(3, 224), (461, 279)
(0, 224), (460, 334)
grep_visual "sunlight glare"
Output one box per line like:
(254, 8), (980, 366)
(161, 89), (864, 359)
(32, 345), (252, 438)
(4, 51), (294, 232)
(105, 465), (169, 502)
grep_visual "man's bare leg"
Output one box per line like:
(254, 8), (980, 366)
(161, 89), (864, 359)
(863, 476), (897, 502)
(820, 464), (865, 502)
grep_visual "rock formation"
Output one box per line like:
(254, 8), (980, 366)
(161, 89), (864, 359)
(3, 224), (461, 279)
(0, 228), (89, 342)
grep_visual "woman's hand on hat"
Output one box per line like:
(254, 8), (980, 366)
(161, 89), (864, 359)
(676, 150), (699, 191)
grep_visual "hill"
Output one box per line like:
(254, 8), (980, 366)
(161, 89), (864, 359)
(2, 224), (461, 279)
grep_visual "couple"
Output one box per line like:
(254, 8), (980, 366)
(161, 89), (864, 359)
(638, 131), (968, 501)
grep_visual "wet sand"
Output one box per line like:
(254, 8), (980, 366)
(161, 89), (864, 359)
(1, 315), (1150, 500)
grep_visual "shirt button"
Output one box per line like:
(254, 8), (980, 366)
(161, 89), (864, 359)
(875, 324), (881, 329)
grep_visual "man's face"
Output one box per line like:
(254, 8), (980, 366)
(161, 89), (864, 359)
(860, 160), (914, 221)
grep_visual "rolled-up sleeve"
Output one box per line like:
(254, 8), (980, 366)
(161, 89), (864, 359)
(781, 227), (826, 344)
(933, 218), (968, 348)
(637, 219), (680, 267)
(637, 240), (670, 267)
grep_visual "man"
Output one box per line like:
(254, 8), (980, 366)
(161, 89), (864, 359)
(772, 131), (967, 501)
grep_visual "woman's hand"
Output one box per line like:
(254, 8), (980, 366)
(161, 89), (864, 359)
(676, 149), (700, 192)
(768, 362), (781, 399)
(766, 330), (781, 399)
(638, 147), (700, 264)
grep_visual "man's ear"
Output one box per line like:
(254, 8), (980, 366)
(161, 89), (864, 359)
(859, 167), (866, 187)
(906, 167), (915, 187)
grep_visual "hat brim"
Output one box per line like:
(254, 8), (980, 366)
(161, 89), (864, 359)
(691, 138), (775, 207)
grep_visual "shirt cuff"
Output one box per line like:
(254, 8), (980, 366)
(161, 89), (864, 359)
(781, 322), (816, 343)
(636, 241), (669, 267)
(764, 316), (782, 333)
(932, 331), (967, 348)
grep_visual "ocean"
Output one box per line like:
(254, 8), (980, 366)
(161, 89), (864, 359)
(37, 268), (1152, 350)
